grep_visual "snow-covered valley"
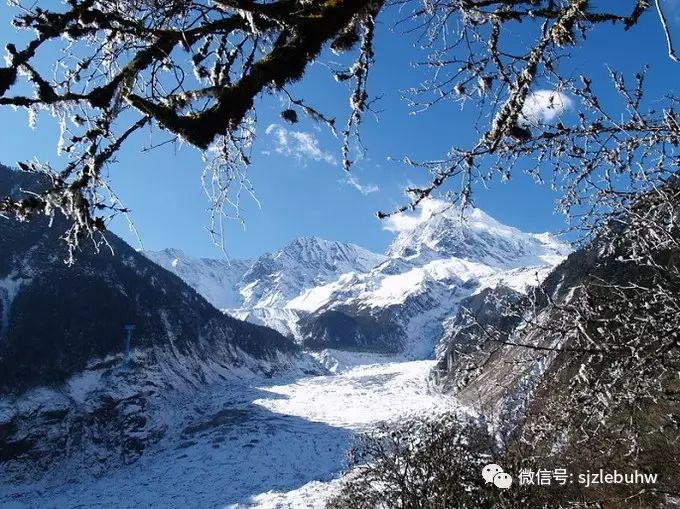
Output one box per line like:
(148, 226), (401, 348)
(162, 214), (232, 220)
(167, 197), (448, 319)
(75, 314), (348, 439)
(1, 353), (458, 509)
(0, 191), (571, 509)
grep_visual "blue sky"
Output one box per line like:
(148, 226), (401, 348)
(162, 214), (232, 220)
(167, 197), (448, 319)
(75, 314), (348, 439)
(1, 2), (679, 259)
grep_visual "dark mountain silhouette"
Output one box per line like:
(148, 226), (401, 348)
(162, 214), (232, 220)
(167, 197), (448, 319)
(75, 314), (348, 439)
(0, 165), (296, 394)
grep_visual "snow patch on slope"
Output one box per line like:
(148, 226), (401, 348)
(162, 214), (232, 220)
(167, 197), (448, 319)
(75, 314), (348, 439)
(0, 274), (29, 340)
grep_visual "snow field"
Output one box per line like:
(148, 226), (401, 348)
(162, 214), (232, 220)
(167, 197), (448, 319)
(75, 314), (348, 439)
(2, 353), (458, 509)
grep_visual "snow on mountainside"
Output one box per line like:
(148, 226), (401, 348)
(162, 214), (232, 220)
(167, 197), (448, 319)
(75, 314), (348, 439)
(145, 248), (252, 309)
(385, 200), (567, 268)
(295, 202), (569, 357)
(238, 236), (386, 308)
(145, 200), (571, 358)
(145, 237), (385, 312)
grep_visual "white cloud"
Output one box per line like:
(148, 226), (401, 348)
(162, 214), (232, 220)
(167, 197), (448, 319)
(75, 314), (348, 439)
(383, 198), (452, 233)
(265, 123), (337, 165)
(346, 175), (379, 195)
(520, 90), (573, 126)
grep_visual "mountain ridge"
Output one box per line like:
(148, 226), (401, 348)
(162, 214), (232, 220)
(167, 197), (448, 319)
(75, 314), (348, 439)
(145, 200), (571, 358)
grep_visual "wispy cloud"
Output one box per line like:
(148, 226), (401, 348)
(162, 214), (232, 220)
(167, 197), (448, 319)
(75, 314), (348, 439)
(265, 124), (337, 165)
(346, 175), (379, 195)
(520, 90), (573, 126)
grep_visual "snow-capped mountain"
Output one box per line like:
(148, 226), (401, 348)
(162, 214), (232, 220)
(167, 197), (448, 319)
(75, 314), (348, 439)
(386, 203), (566, 269)
(146, 200), (570, 358)
(290, 202), (568, 357)
(238, 237), (386, 309)
(146, 238), (385, 312)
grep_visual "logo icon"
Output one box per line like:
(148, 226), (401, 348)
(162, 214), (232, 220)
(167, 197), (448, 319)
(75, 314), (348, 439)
(482, 463), (513, 489)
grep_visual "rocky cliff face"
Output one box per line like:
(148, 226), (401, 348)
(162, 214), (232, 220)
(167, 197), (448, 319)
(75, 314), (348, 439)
(432, 196), (680, 506)
(432, 242), (601, 408)
(433, 285), (525, 392)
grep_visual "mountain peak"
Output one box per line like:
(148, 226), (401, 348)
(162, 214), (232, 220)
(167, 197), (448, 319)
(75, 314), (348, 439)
(281, 235), (335, 253)
(385, 200), (570, 269)
(152, 248), (190, 267)
(240, 237), (385, 308)
(257, 236), (385, 270)
(282, 235), (366, 253)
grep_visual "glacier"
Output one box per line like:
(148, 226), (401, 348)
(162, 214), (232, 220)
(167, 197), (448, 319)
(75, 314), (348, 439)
(2, 352), (457, 509)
